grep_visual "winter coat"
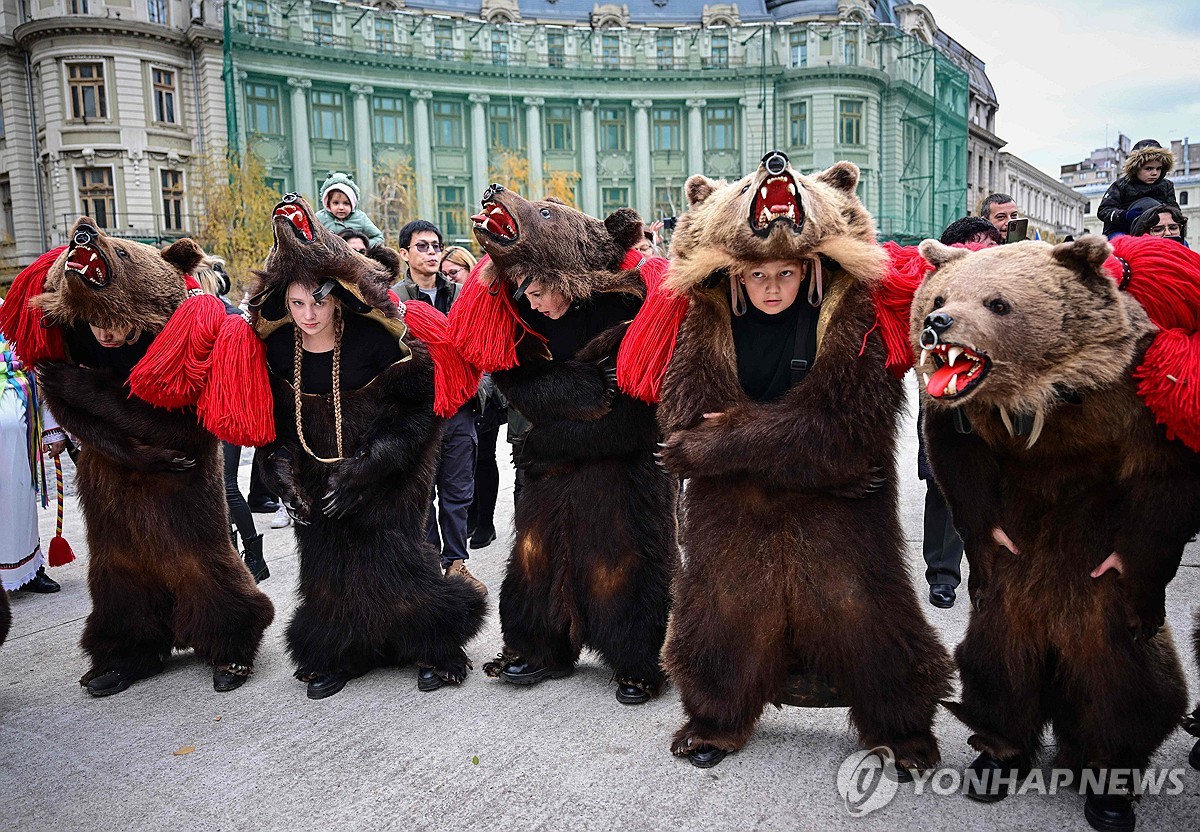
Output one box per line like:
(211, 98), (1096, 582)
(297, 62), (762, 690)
(393, 273), (460, 316)
(315, 209), (386, 248)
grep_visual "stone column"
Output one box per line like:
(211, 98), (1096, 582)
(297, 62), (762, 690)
(524, 96), (544, 198)
(287, 77), (313, 198)
(686, 98), (706, 178)
(632, 98), (653, 217)
(410, 90), (434, 220)
(233, 70), (248, 152)
(469, 93), (490, 205)
(579, 99), (598, 216)
(349, 84), (374, 198)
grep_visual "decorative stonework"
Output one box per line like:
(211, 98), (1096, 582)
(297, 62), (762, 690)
(481, 0), (520, 24)
(591, 4), (630, 29)
(837, 0), (872, 23)
(701, 4), (740, 27)
(894, 4), (938, 45)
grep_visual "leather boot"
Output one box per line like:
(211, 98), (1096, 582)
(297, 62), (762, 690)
(242, 535), (270, 583)
(22, 567), (60, 594)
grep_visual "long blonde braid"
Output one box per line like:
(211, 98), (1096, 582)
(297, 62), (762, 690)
(293, 313), (345, 463)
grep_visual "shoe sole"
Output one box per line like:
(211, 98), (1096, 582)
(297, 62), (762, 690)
(418, 674), (448, 692)
(307, 678), (350, 700)
(86, 669), (163, 698)
(214, 675), (249, 693)
(615, 689), (651, 705)
(1084, 801), (1135, 832)
(499, 667), (573, 686)
(688, 748), (728, 769)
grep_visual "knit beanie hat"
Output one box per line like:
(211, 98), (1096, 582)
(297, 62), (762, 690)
(320, 172), (360, 211)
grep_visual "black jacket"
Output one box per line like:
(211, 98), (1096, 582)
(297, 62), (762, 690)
(392, 272), (460, 315)
(1097, 177), (1179, 236)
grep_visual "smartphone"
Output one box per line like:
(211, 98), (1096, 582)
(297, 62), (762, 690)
(1005, 218), (1029, 244)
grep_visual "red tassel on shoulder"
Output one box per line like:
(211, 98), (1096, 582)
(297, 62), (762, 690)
(403, 299), (483, 418)
(195, 313), (275, 447)
(447, 257), (531, 372)
(616, 264), (689, 405)
(128, 291), (226, 408)
(874, 242), (934, 379)
(0, 246), (68, 365)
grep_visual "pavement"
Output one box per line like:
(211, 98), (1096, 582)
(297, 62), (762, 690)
(2, 384), (1198, 832)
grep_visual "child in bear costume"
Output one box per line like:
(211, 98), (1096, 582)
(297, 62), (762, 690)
(250, 194), (487, 699)
(912, 236), (1200, 829)
(0, 220), (275, 696)
(448, 183), (678, 705)
(618, 153), (953, 769)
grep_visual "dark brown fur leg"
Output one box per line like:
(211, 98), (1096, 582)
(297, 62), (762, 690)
(172, 561), (274, 668)
(80, 558), (173, 681)
(497, 515), (579, 670)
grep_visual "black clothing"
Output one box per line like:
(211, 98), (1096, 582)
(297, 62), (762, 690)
(922, 481), (963, 589)
(394, 272), (460, 315)
(223, 441), (258, 544)
(516, 291), (642, 361)
(731, 298), (818, 402)
(1097, 177), (1179, 236)
(62, 322), (153, 382)
(264, 314), (405, 393)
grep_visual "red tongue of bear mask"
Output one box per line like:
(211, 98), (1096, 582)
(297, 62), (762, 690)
(922, 345), (986, 399)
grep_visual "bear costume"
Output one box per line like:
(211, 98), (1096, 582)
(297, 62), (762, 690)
(0, 219), (275, 696)
(912, 237), (1200, 827)
(448, 183), (678, 704)
(251, 194), (487, 699)
(625, 153), (953, 769)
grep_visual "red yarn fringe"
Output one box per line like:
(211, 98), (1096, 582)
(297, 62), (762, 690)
(0, 246), (67, 365)
(47, 535), (75, 567)
(402, 299), (483, 418)
(447, 256), (540, 372)
(875, 242), (934, 378)
(616, 260), (689, 404)
(128, 292), (226, 408)
(195, 313), (275, 446)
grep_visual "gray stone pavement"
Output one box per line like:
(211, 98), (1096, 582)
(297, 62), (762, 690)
(2, 383), (1197, 832)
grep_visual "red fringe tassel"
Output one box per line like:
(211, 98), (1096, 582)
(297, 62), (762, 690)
(195, 313), (275, 447)
(402, 299), (483, 418)
(616, 259), (689, 404)
(128, 292), (226, 408)
(0, 246), (68, 365)
(447, 256), (536, 372)
(876, 242), (934, 378)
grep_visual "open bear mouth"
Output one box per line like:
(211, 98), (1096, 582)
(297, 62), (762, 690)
(919, 342), (990, 399)
(66, 243), (111, 289)
(274, 203), (314, 243)
(749, 173), (804, 235)
(471, 200), (519, 244)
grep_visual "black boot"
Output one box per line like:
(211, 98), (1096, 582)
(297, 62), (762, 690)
(242, 535), (269, 583)
(1083, 790), (1136, 832)
(964, 752), (1026, 803)
(22, 567), (60, 594)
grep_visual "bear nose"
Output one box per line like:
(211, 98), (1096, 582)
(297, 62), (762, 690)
(282, 192), (300, 204)
(72, 226), (98, 246)
(920, 311), (955, 347)
(483, 183), (505, 202)
(761, 151), (789, 176)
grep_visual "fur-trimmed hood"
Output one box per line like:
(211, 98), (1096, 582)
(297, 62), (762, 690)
(1122, 145), (1175, 179)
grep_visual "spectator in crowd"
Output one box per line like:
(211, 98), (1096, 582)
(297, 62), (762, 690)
(939, 216), (1003, 248)
(315, 172), (385, 248)
(981, 193), (1019, 240)
(439, 246), (477, 285)
(1130, 202), (1189, 246)
(1098, 139), (1180, 238)
(394, 220), (483, 593)
(467, 373), (505, 550)
(338, 229), (371, 255)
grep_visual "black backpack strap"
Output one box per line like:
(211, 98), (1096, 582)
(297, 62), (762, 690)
(789, 303), (819, 385)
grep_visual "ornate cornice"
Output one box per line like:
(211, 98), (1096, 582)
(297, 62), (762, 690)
(15, 17), (218, 51)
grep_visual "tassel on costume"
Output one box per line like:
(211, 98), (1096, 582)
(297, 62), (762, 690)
(128, 289), (226, 408)
(399, 298), (483, 418)
(46, 455), (75, 567)
(875, 242), (935, 378)
(616, 258), (686, 404)
(195, 312), (275, 447)
(0, 246), (68, 365)
(447, 256), (534, 373)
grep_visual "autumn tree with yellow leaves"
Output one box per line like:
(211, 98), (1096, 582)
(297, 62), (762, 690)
(193, 148), (279, 293)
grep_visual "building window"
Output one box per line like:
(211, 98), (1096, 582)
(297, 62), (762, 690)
(598, 107), (627, 152)
(602, 186), (629, 215)
(152, 68), (177, 125)
(435, 23), (454, 59)
(653, 185), (681, 220)
(312, 9), (334, 46)
(77, 167), (115, 229)
(492, 28), (509, 65)
(710, 33), (729, 67)
(1181, 191), (1190, 206)
(789, 100), (808, 147)
(705, 105), (734, 151)
(545, 106), (573, 151)
(437, 185), (466, 237)
(657, 34), (674, 70)
(838, 98), (863, 146)
(488, 103), (519, 150)
(602, 34), (620, 69)
(547, 31), (565, 68)
(245, 0), (269, 34)
(311, 90), (345, 140)
(246, 82), (281, 135)
(372, 95), (406, 145)
(789, 30), (807, 68)
(652, 107), (681, 152)
(147, 0), (167, 24)
(68, 0), (88, 12)
(0, 178), (14, 243)
(375, 16), (394, 51)
(265, 177), (286, 195)
(68, 62), (107, 120)
(160, 169), (184, 231)
(844, 29), (858, 64)
(433, 101), (463, 147)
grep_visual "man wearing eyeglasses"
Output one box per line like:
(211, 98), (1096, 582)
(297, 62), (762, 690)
(1130, 203), (1190, 247)
(392, 219), (486, 594)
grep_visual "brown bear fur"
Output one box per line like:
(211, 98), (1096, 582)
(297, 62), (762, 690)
(250, 195), (486, 686)
(656, 158), (952, 768)
(468, 185), (679, 694)
(33, 218), (274, 687)
(912, 236), (1198, 773)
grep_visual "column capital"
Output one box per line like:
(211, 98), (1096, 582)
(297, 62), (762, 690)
(286, 77), (312, 90)
(410, 90), (433, 100)
(522, 96), (545, 107)
(631, 98), (653, 109)
(468, 93), (491, 105)
(686, 98), (707, 109)
(349, 84), (374, 97)
(234, 70), (248, 82)
(578, 98), (598, 110)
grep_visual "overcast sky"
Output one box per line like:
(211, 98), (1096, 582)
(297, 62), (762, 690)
(919, 0), (1200, 178)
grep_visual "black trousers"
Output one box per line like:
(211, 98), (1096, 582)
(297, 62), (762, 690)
(426, 406), (477, 567)
(467, 423), (500, 537)
(922, 480), (963, 588)
(247, 446), (275, 508)
(223, 442), (258, 545)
